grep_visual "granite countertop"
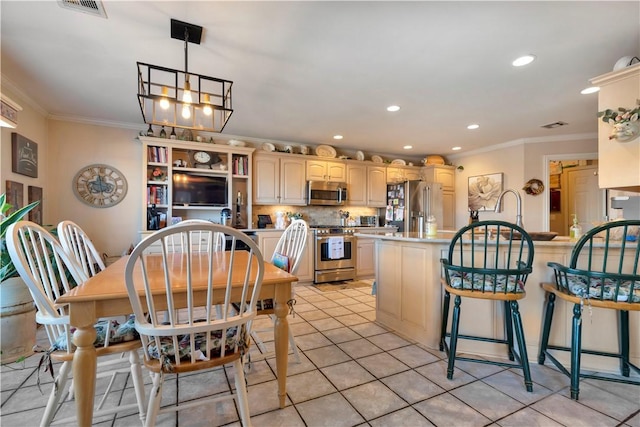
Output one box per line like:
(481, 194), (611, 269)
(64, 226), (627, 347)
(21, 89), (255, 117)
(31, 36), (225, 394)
(354, 231), (638, 248)
(251, 226), (396, 233)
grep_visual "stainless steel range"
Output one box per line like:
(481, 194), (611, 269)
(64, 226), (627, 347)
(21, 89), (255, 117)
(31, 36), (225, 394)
(313, 226), (357, 284)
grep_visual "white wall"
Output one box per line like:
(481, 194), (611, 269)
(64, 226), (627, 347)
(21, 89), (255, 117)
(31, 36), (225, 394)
(450, 136), (598, 232)
(1, 86), (49, 221)
(48, 121), (142, 256)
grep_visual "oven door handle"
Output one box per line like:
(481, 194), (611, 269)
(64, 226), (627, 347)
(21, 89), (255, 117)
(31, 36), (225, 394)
(316, 236), (355, 242)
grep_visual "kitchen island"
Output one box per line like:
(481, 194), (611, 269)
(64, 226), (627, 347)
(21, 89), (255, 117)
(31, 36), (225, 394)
(355, 231), (640, 373)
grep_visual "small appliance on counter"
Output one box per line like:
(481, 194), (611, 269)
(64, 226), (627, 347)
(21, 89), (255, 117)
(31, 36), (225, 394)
(611, 196), (640, 220)
(257, 214), (272, 229)
(359, 215), (378, 227)
(220, 208), (232, 227)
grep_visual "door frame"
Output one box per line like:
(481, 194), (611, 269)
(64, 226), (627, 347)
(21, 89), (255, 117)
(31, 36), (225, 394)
(542, 153), (600, 232)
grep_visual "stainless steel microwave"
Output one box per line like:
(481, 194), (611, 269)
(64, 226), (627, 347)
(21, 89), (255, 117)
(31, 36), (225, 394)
(307, 181), (347, 206)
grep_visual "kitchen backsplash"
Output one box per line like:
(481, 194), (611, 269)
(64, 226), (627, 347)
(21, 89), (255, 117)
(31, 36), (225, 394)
(252, 205), (379, 227)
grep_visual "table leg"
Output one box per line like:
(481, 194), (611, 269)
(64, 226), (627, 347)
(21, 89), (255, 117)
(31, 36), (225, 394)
(70, 305), (98, 427)
(273, 283), (290, 408)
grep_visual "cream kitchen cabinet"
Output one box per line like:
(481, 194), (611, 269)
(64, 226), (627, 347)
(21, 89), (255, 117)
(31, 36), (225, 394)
(256, 229), (313, 282)
(253, 152), (307, 205)
(422, 165), (455, 192)
(356, 236), (375, 278)
(590, 63), (640, 192)
(306, 159), (346, 182)
(423, 165), (456, 230)
(386, 165), (422, 183)
(347, 163), (387, 207)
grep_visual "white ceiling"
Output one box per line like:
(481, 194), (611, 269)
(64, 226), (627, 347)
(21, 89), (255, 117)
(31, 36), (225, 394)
(1, 1), (639, 158)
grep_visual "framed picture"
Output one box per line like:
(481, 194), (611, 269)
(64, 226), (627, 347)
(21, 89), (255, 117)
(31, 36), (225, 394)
(11, 133), (38, 178)
(468, 172), (503, 211)
(28, 186), (43, 224)
(5, 180), (24, 215)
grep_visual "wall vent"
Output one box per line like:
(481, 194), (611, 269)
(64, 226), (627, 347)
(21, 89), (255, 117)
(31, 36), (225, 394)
(541, 121), (569, 129)
(58, 0), (107, 19)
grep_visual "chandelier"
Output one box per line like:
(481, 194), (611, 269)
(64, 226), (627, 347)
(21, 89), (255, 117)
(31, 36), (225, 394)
(137, 19), (233, 133)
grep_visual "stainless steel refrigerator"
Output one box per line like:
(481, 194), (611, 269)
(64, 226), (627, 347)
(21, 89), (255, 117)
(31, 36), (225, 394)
(386, 181), (443, 232)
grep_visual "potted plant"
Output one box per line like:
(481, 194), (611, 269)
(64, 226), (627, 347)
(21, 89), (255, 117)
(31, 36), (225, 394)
(0, 193), (40, 363)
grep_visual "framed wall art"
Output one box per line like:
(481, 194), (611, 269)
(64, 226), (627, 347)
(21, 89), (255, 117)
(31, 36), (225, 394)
(28, 185), (43, 224)
(468, 172), (503, 211)
(11, 132), (38, 178)
(5, 180), (24, 215)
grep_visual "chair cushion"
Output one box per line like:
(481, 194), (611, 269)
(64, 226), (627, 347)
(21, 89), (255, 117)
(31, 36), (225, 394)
(561, 274), (640, 302)
(145, 325), (246, 362)
(449, 272), (525, 293)
(52, 316), (139, 351)
(272, 252), (290, 273)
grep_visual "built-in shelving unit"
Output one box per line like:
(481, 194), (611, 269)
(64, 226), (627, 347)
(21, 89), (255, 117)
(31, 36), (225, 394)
(139, 136), (255, 235)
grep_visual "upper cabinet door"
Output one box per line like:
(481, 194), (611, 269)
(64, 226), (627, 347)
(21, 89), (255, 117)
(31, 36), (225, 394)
(254, 154), (280, 204)
(279, 157), (307, 205)
(306, 160), (346, 182)
(367, 166), (387, 207)
(347, 164), (367, 206)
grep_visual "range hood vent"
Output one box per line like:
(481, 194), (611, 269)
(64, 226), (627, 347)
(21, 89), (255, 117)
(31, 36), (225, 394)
(541, 121), (569, 129)
(58, 0), (107, 19)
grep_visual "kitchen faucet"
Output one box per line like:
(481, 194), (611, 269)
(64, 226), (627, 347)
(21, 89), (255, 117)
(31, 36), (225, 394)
(495, 189), (523, 228)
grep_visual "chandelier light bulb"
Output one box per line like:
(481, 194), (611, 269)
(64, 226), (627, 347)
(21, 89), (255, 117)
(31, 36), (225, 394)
(202, 93), (213, 116)
(182, 104), (191, 119)
(182, 80), (193, 104)
(159, 86), (170, 109)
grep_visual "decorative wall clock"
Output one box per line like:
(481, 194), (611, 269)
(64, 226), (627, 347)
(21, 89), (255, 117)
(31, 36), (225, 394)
(73, 164), (128, 208)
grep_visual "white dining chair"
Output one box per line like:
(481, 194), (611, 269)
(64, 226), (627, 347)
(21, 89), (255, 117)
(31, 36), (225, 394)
(251, 219), (308, 363)
(6, 221), (147, 426)
(163, 219), (225, 253)
(124, 223), (264, 427)
(57, 220), (107, 277)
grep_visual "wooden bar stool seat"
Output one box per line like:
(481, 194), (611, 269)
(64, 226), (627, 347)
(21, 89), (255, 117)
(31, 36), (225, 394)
(440, 220), (535, 392)
(538, 219), (640, 400)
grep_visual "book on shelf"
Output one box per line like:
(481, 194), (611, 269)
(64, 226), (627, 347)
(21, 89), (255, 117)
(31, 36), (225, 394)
(147, 146), (168, 163)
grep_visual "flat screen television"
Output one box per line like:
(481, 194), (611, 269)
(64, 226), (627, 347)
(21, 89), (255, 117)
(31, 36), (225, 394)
(172, 172), (228, 207)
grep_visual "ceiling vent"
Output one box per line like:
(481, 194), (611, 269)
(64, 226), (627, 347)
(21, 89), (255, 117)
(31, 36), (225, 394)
(58, 0), (107, 19)
(541, 121), (569, 129)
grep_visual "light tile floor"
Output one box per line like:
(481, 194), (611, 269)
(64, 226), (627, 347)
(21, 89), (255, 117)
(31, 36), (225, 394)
(2, 280), (639, 426)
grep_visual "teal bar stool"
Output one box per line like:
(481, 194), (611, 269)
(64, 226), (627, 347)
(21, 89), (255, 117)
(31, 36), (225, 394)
(440, 220), (535, 391)
(539, 219), (640, 400)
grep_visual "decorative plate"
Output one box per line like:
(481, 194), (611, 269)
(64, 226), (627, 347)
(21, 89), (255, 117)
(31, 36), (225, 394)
(315, 144), (337, 158)
(262, 142), (276, 152)
(391, 159), (406, 166)
(356, 150), (365, 161)
(228, 139), (247, 147)
(371, 155), (383, 163)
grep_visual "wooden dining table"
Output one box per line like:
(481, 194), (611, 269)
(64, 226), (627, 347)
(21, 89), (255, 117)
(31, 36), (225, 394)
(56, 251), (298, 427)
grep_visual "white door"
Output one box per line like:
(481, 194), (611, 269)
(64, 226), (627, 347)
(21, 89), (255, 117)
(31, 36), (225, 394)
(567, 166), (601, 233)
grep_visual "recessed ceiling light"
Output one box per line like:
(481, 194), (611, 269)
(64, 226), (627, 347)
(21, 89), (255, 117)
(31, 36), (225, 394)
(403, 145), (412, 150)
(452, 146), (462, 151)
(386, 105), (400, 112)
(467, 124), (479, 130)
(333, 135), (343, 140)
(512, 55), (536, 67)
(580, 86), (600, 95)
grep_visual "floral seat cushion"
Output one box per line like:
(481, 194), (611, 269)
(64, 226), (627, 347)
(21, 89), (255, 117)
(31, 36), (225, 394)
(448, 272), (525, 293)
(559, 274), (639, 302)
(146, 325), (246, 363)
(52, 315), (139, 351)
